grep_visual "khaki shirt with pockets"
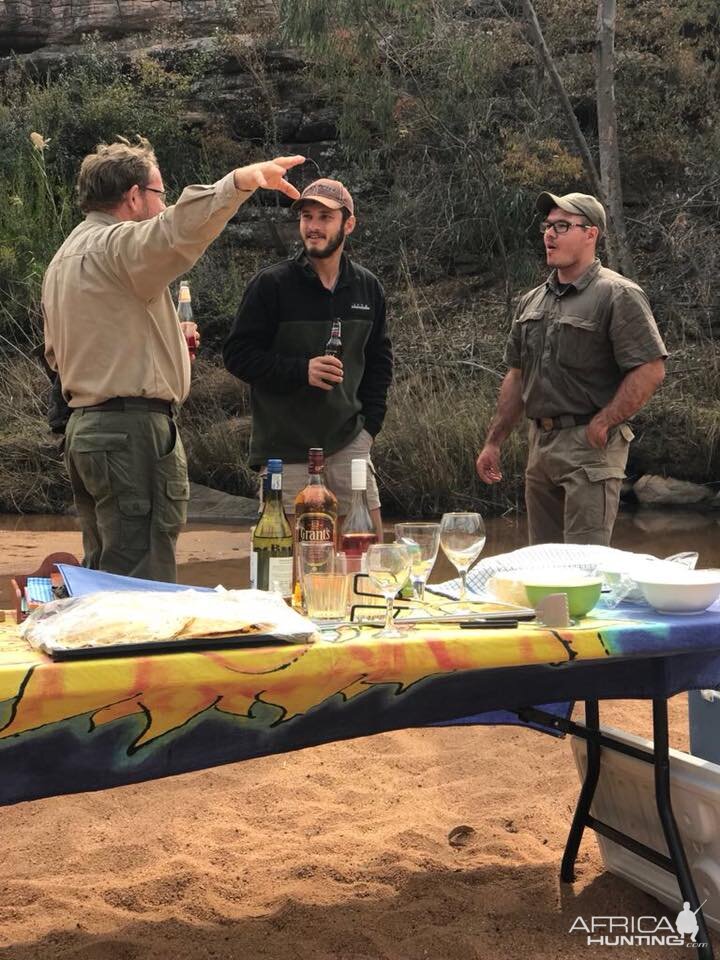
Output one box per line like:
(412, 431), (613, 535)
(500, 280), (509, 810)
(504, 259), (668, 420)
(42, 172), (252, 408)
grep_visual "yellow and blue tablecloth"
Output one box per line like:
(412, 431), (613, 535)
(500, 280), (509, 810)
(2, 600), (720, 806)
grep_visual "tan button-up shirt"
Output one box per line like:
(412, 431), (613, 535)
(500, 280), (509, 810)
(42, 172), (252, 407)
(504, 259), (668, 419)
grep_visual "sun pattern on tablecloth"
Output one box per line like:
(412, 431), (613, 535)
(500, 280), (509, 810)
(0, 607), (660, 753)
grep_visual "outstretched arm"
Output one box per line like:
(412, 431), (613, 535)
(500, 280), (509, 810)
(475, 367), (524, 483)
(112, 155), (305, 301)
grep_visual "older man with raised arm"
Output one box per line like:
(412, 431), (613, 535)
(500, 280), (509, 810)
(42, 138), (304, 581)
(476, 191), (667, 546)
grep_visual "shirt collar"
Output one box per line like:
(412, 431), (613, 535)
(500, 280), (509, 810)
(546, 257), (601, 295)
(85, 211), (122, 226)
(296, 250), (352, 289)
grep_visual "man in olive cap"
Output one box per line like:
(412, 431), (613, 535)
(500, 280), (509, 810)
(476, 191), (667, 545)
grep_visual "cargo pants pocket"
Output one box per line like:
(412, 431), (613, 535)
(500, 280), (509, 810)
(565, 464), (627, 546)
(154, 425), (190, 534)
(67, 432), (130, 500)
(118, 497), (152, 551)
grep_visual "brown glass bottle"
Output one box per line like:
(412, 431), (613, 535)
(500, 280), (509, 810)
(324, 319), (342, 359)
(294, 449), (338, 584)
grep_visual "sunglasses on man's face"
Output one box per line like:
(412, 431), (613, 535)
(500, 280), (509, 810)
(540, 220), (592, 235)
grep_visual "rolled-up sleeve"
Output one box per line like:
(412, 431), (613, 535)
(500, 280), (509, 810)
(609, 286), (668, 371)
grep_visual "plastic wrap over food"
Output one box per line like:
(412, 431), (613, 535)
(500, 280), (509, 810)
(21, 588), (316, 654)
(435, 543), (698, 605)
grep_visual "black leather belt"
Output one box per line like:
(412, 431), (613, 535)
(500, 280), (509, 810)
(533, 413), (594, 431)
(80, 397), (174, 416)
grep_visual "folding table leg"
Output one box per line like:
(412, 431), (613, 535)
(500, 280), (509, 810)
(652, 699), (713, 960)
(561, 699), (600, 883)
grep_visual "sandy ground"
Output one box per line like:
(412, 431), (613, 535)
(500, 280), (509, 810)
(0, 523), (253, 608)
(0, 527), (714, 960)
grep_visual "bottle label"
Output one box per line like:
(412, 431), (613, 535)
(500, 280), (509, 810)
(250, 548), (258, 589)
(270, 473), (282, 492)
(268, 556), (293, 596)
(296, 512), (335, 543)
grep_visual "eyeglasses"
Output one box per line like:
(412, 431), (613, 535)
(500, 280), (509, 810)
(141, 186), (167, 202)
(540, 220), (592, 235)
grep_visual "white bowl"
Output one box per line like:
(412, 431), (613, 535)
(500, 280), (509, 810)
(634, 570), (720, 615)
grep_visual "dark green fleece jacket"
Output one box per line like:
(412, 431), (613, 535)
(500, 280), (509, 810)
(222, 252), (393, 466)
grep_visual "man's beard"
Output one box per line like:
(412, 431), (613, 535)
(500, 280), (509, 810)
(303, 226), (345, 260)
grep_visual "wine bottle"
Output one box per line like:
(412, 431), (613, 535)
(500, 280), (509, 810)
(251, 459), (293, 597)
(340, 458), (378, 572)
(294, 449), (338, 584)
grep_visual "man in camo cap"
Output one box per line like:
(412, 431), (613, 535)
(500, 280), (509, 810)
(476, 191), (667, 545)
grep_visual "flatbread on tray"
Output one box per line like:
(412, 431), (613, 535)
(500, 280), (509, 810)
(20, 589), (315, 652)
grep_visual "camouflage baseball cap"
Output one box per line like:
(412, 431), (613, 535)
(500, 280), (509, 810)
(292, 178), (354, 216)
(536, 191), (606, 234)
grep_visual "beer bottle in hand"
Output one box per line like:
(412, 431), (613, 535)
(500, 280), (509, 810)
(177, 280), (197, 360)
(325, 319), (342, 359)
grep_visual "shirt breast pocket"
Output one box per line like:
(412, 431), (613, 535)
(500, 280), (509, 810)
(556, 314), (600, 369)
(517, 309), (545, 356)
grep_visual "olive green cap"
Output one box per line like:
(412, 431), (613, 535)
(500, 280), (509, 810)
(536, 191), (606, 234)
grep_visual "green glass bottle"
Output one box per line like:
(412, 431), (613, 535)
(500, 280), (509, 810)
(251, 459), (293, 598)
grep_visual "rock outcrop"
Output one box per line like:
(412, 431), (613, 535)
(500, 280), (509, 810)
(0, 0), (274, 55)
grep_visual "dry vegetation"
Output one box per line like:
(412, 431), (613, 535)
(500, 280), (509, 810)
(0, 0), (719, 515)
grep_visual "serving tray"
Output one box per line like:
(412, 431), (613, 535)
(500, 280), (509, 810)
(45, 631), (312, 661)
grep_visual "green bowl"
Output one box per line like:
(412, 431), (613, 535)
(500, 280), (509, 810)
(523, 576), (602, 619)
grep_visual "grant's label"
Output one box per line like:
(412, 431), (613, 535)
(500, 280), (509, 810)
(296, 512), (335, 544)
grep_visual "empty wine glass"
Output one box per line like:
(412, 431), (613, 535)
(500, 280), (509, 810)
(439, 512), (486, 602)
(365, 543), (411, 639)
(394, 522), (441, 602)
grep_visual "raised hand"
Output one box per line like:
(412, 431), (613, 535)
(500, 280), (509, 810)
(233, 156), (305, 199)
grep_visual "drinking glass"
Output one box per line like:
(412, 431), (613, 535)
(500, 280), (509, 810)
(365, 543), (411, 639)
(299, 543), (349, 621)
(439, 512), (486, 602)
(394, 522), (441, 602)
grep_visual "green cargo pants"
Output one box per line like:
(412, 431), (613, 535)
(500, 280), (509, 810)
(64, 402), (190, 582)
(525, 421), (634, 546)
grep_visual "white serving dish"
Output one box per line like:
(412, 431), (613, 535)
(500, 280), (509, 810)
(634, 570), (720, 615)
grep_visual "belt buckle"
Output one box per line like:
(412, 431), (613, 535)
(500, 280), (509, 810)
(539, 417), (555, 431)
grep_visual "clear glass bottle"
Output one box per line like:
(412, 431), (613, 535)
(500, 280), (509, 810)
(177, 280), (196, 359)
(251, 460), (293, 598)
(340, 458), (378, 573)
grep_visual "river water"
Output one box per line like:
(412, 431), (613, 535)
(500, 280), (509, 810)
(1, 506), (719, 600)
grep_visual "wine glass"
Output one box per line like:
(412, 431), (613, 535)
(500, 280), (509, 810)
(394, 522), (441, 602)
(365, 543), (411, 639)
(439, 512), (486, 602)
